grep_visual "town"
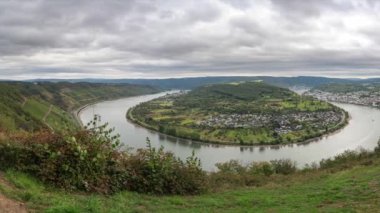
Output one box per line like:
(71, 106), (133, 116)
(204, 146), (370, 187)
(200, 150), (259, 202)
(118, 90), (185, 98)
(198, 111), (343, 135)
(305, 90), (380, 108)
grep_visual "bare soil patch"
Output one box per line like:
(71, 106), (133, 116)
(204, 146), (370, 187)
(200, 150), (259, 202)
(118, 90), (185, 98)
(0, 173), (28, 213)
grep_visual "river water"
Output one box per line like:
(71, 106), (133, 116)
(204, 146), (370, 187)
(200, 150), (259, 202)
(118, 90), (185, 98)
(80, 92), (380, 171)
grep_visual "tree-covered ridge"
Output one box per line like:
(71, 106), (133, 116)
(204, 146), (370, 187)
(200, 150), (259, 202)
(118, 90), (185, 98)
(174, 82), (312, 114)
(185, 81), (294, 101)
(129, 82), (347, 145)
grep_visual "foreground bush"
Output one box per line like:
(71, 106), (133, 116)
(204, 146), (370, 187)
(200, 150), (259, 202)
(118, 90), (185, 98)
(123, 139), (207, 194)
(210, 141), (380, 189)
(0, 115), (206, 195)
(215, 159), (296, 176)
(209, 159), (297, 189)
(0, 116), (125, 193)
(319, 141), (380, 170)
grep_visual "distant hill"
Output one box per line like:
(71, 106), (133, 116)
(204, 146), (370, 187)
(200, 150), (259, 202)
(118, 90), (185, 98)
(177, 82), (297, 110)
(0, 82), (159, 132)
(28, 76), (380, 90)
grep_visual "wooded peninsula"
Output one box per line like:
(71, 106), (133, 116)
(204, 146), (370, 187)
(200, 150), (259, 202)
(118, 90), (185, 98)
(128, 81), (348, 145)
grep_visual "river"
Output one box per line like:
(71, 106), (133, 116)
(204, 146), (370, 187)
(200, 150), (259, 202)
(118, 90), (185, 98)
(79, 92), (380, 171)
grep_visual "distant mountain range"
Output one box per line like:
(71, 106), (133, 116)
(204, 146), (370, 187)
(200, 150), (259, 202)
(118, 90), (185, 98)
(28, 76), (380, 90)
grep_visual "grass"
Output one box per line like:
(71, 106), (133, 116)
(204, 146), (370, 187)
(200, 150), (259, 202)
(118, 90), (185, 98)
(23, 98), (78, 132)
(23, 99), (50, 120)
(0, 158), (379, 212)
(45, 105), (78, 131)
(0, 162), (380, 213)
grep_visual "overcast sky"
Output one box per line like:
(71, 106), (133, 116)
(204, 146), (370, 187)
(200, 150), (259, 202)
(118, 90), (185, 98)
(1, 0), (380, 79)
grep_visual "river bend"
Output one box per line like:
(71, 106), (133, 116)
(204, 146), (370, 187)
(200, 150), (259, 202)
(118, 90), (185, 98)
(80, 92), (380, 171)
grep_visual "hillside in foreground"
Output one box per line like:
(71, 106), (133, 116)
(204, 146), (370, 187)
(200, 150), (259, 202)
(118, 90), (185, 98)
(0, 145), (379, 212)
(129, 81), (347, 145)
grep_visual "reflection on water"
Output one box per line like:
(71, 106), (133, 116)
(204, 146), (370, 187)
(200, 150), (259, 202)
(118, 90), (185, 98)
(80, 92), (380, 171)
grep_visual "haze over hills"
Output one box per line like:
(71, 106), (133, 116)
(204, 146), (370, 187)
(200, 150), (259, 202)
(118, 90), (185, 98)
(28, 76), (380, 90)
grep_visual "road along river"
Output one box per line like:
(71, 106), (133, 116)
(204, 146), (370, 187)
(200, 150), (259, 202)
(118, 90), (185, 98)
(79, 92), (380, 171)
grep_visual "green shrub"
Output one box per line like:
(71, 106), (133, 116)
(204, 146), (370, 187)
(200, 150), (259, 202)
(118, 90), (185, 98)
(319, 148), (372, 169)
(375, 139), (380, 155)
(215, 159), (296, 176)
(270, 159), (297, 175)
(250, 162), (274, 176)
(0, 115), (124, 193)
(123, 138), (207, 195)
(210, 159), (294, 189)
(215, 160), (247, 174)
(0, 115), (206, 195)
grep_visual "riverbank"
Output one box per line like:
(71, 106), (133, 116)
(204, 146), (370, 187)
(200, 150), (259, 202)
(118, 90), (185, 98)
(72, 90), (163, 128)
(72, 100), (102, 127)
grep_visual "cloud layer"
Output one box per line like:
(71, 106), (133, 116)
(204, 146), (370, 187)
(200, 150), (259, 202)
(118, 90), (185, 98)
(1, 0), (380, 79)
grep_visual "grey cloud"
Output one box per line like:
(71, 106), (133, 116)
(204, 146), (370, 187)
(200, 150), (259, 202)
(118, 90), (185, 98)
(270, 0), (355, 18)
(0, 0), (379, 79)
(220, 0), (253, 10)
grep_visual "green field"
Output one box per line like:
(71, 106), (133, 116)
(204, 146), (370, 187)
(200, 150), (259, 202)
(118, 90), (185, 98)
(130, 82), (347, 145)
(22, 98), (77, 132)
